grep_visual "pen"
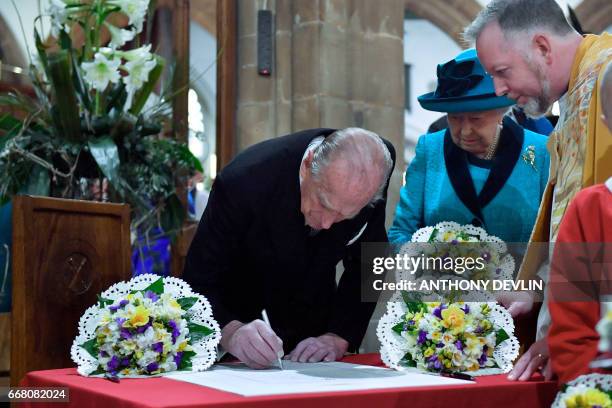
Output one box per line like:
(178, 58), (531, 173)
(261, 309), (284, 370)
(439, 369), (475, 381)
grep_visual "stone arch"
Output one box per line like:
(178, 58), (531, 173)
(404, 0), (482, 46)
(575, 0), (612, 34)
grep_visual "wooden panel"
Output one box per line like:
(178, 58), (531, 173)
(0, 313), (9, 373)
(11, 196), (131, 386)
(170, 221), (198, 278)
(216, 0), (237, 169)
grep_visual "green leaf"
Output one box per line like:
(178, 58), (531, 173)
(175, 143), (204, 173)
(392, 322), (405, 335)
(142, 276), (164, 295)
(47, 51), (81, 142)
(129, 56), (165, 116)
(177, 297), (198, 311)
(187, 322), (214, 342)
(400, 352), (417, 368)
(0, 114), (22, 150)
(20, 164), (49, 196)
(58, 29), (72, 51)
(400, 291), (425, 313)
(80, 338), (99, 359)
(88, 137), (121, 182)
(495, 328), (509, 346)
(97, 295), (114, 308)
(178, 350), (197, 371)
(70, 51), (91, 112)
(159, 193), (185, 239)
(34, 28), (48, 70)
(428, 228), (439, 243)
(91, 366), (107, 376)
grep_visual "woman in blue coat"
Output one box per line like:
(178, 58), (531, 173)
(389, 49), (550, 245)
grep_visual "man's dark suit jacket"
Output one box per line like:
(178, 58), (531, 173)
(183, 128), (396, 352)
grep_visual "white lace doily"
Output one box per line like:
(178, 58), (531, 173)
(552, 374), (612, 407)
(70, 273), (221, 377)
(377, 300), (519, 376)
(396, 221), (515, 293)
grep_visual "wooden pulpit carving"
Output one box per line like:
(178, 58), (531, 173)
(11, 196), (131, 385)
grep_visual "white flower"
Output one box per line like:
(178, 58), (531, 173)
(81, 51), (121, 91)
(136, 349), (158, 368)
(121, 46), (157, 95)
(135, 326), (155, 349)
(105, 23), (136, 49)
(108, 0), (149, 33)
(47, 0), (70, 37)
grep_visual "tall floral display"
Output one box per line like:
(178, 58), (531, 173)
(0, 0), (201, 241)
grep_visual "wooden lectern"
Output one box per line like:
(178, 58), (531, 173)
(10, 196), (132, 386)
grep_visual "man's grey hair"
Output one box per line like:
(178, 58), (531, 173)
(463, 0), (575, 46)
(602, 61), (612, 124)
(310, 127), (393, 205)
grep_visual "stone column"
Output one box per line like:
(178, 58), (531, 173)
(236, 0), (405, 220)
(235, 0), (405, 352)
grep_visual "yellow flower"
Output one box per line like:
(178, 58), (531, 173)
(564, 389), (612, 408)
(431, 331), (442, 342)
(423, 347), (435, 358)
(442, 231), (456, 242)
(441, 305), (466, 333)
(128, 305), (150, 327)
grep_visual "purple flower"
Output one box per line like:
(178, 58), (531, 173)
(451, 240), (458, 245)
(433, 304), (446, 319)
(174, 351), (184, 367)
(461, 304), (470, 314)
(115, 317), (126, 327)
(455, 340), (463, 351)
(152, 342), (164, 354)
(482, 252), (491, 262)
(137, 318), (153, 334)
(428, 355), (438, 363)
(474, 325), (484, 334)
(144, 291), (159, 302)
(107, 355), (120, 371)
(433, 360), (442, 370)
(478, 352), (488, 366)
(110, 299), (129, 312)
(436, 342), (444, 348)
(417, 330), (427, 345)
(168, 320), (180, 344)
(100, 350), (109, 357)
(146, 362), (159, 373)
(120, 328), (133, 340)
(120, 357), (131, 367)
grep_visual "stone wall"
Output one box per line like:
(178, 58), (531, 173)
(236, 0), (405, 228)
(235, 0), (405, 353)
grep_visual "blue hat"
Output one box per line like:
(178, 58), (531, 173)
(417, 48), (515, 113)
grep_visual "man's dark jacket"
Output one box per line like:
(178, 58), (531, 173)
(183, 128), (396, 351)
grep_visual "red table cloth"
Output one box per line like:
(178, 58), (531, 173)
(20, 353), (558, 408)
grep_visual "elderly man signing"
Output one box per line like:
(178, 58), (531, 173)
(464, 0), (612, 381)
(183, 127), (395, 369)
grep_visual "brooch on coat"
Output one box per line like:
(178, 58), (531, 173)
(522, 145), (537, 171)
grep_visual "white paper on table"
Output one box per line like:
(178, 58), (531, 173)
(163, 361), (473, 397)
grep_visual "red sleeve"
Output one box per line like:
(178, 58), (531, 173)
(547, 191), (601, 383)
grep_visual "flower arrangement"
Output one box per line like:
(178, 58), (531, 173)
(399, 221), (514, 288)
(552, 374), (612, 408)
(377, 298), (519, 375)
(71, 274), (220, 378)
(0, 0), (201, 240)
